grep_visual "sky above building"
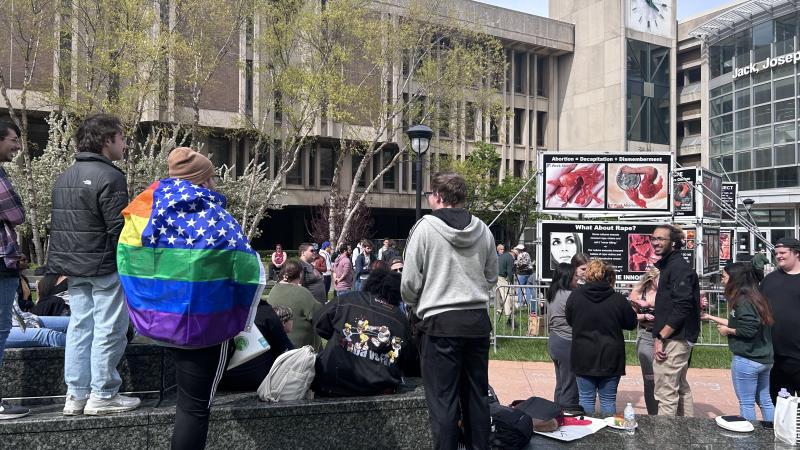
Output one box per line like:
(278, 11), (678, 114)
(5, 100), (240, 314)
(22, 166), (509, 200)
(475, 0), (740, 21)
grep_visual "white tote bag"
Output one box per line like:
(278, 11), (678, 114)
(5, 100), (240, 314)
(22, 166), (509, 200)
(775, 395), (800, 445)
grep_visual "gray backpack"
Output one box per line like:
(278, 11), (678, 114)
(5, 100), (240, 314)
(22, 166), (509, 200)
(257, 345), (316, 402)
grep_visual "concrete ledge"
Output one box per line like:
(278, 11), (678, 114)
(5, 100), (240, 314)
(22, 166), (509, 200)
(0, 344), (175, 399)
(0, 380), (432, 449)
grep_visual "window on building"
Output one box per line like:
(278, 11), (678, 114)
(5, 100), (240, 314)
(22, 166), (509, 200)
(735, 89), (750, 110)
(735, 130), (751, 150)
(319, 146), (335, 186)
(465, 102), (476, 140)
(245, 60), (253, 116)
(274, 91), (283, 123)
(687, 68), (701, 84)
(626, 39), (670, 144)
(308, 147), (316, 187)
(286, 149), (303, 185)
(513, 108), (524, 145)
(752, 20), (773, 62)
(687, 119), (701, 135)
(775, 144), (796, 166)
(382, 147), (397, 190)
(536, 111), (547, 147)
(775, 77), (795, 101)
(775, 13), (797, 55)
(438, 101), (451, 138)
(513, 160), (524, 178)
(208, 136), (230, 168)
(536, 55), (548, 97)
(490, 116), (499, 143)
(735, 29), (752, 67)
(514, 52), (526, 94)
(506, 49), (512, 92)
(736, 151), (751, 171)
(777, 167), (799, 188)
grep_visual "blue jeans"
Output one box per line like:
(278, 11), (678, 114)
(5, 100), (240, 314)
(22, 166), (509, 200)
(7, 316), (70, 348)
(64, 272), (130, 399)
(516, 275), (533, 307)
(0, 276), (19, 369)
(576, 375), (621, 415)
(731, 354), (775, 421)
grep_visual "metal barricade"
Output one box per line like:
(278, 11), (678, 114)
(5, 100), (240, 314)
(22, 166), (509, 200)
(491, 281), (728, 352)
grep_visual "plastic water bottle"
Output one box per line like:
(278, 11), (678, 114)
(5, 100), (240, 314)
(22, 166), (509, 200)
(779, 388), (791, 398)
(623, 403), (636, 436)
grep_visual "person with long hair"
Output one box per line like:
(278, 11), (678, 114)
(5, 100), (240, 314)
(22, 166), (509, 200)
(566, 259), (637, 415)
(546, 262), (581, 413)
(549, 232), (583, 269)
(571, 252), (590, 286)
(629, 267), (660, 415)
(703, 262), (775, 422)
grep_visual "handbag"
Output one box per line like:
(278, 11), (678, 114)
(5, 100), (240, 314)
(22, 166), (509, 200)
(775, 394), (800, 445)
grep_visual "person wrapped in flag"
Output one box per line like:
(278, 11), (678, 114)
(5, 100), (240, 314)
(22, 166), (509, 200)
(117, 147), (265, 450)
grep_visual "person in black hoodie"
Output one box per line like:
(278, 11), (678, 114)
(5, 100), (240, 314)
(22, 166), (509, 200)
(566, 259), (637, 416)
(650, 224), (700, 417)
(312, 267), (413, 397)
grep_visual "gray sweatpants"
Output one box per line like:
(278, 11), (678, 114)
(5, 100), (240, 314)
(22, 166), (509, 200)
(547, 332), (579, 410)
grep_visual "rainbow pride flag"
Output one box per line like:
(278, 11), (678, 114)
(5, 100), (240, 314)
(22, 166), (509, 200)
(117, 178), (265, 347)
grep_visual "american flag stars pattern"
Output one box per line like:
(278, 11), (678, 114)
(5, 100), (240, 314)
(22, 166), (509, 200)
(141, 178), (254, 253)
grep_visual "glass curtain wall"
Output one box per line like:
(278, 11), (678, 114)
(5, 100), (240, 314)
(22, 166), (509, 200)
(709, 13), (800, 191)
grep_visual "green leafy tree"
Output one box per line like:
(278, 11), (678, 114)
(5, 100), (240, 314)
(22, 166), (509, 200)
(453, 141), (537, 245)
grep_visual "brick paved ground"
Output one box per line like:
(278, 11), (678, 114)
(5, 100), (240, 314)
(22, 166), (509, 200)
(488, 360), (766, 420)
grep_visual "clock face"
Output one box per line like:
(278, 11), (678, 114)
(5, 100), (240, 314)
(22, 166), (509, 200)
(628, 0), (672, 37)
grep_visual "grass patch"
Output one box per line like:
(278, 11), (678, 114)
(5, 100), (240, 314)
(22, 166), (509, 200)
(490, 338), (732, 369)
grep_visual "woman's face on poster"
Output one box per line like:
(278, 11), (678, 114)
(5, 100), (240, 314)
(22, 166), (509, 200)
(551, 232), (578, 264)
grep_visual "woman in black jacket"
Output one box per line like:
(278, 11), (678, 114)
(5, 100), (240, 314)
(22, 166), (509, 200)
(566, 259), (637, 416)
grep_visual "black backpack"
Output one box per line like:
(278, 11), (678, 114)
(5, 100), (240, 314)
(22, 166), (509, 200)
(488, 387), (533, 450)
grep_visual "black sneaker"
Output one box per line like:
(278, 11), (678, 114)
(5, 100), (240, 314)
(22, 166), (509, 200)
(0, 401), (29, 420)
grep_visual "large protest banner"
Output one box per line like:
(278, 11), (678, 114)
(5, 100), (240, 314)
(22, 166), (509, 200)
(539, 221), (695, 281)
(540, 153), (672, 214)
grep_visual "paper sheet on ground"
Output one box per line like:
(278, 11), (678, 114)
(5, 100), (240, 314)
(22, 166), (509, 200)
(533, 416), (607, 441)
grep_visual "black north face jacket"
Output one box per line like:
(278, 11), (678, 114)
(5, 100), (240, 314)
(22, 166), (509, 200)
(48, 152), (128, 277)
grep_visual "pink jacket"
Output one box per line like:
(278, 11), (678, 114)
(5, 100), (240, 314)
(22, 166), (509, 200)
(333, 254), (353, 290)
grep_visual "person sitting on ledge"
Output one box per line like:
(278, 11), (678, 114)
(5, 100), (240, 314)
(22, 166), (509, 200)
(7, 296), (69, 348)
(312, 267), (414, 397)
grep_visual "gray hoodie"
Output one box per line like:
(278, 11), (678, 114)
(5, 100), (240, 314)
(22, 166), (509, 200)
(401, 212), (498, 319)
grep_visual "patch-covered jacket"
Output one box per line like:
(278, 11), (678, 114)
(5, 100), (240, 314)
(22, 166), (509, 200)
(312, 291), (413, 397)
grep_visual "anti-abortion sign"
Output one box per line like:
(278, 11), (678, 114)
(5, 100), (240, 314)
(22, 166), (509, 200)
(673, 168), (696, 217)
(702, 226), (721, 275)
(721, 182), (738, 222)
(720, 229), (734, 268)
(539, 221), (694, 281)
(703, 169), (723, 220)
(540, 153), (672, 214)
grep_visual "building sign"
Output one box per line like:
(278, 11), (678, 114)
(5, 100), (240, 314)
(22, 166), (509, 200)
(733, 51), (800, 79)
(540, 153), (672, 214)
(538, 221), (693, 281)
(673, 168), (696, 217)
(721, 182), (737, 222)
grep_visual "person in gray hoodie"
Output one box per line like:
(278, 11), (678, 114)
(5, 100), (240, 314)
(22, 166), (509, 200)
(401, 172), (497, 450)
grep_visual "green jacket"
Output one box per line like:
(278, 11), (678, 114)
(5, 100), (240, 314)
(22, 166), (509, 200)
(728, 297), (773, 365)
(498, 252), (514, 282)
(751, 252), (769, 270)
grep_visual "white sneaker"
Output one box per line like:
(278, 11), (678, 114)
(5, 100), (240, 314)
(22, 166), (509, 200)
(83, 394), (141, 416)
(63, 395), (88, 416)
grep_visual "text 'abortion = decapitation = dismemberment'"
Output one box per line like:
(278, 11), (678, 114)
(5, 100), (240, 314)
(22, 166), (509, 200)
(547, 156), (667, 164)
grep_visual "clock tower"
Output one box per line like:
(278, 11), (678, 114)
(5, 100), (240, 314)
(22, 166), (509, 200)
(550, 0), (677, 153)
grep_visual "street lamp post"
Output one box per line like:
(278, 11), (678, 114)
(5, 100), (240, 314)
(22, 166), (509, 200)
(406, 125), (432, 221)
